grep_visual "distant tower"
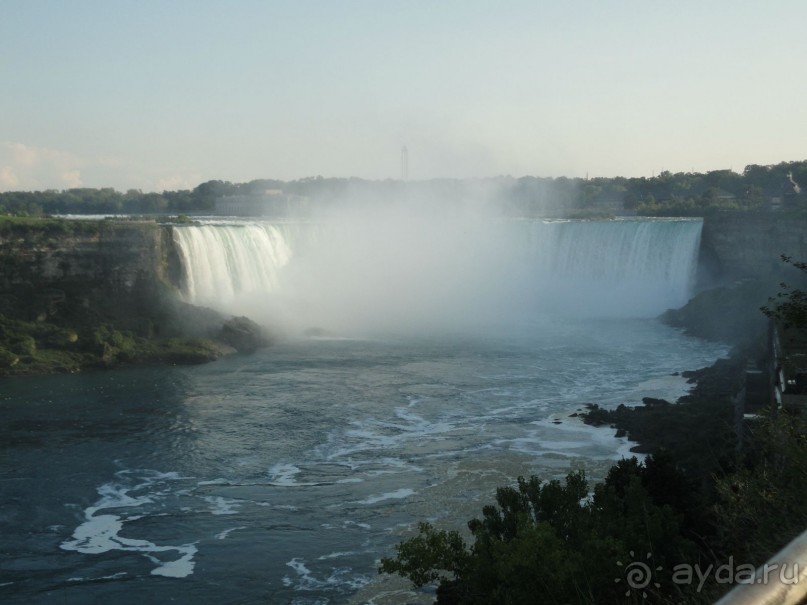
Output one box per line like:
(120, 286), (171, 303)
(401, 146), (408, 181)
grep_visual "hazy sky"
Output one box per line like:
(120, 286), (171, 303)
(2, 0), (805, 191)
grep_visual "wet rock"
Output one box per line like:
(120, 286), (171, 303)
(219, 316), (273, 353)
(642, 397), (671, 407)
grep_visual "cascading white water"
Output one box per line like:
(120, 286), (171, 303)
(171, 217), (703, 329)
(522, 218), (703, 316)
(172, 223), (293, 309)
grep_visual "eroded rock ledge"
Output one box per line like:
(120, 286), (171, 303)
(0, 217), (271, 376)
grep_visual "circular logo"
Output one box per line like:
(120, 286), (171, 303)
(616, 551), (662, 599)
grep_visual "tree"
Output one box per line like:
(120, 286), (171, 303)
(380, 459), (703, 604)
(762, 255), (807, 329)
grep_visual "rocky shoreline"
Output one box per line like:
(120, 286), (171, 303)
(580, 275), (773, 485)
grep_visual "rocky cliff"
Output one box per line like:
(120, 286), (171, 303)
(699, 212), (807, 283)
(665, 212), (807, 345)
(0, 218), (269, 375)
(0, 219), (179, 312)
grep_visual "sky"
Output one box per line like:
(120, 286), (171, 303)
(1, 0), (806, 192)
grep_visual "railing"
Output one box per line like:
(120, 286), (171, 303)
(714, 529), (807, 604)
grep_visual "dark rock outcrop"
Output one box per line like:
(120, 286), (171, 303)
(219, 316), (273, 353)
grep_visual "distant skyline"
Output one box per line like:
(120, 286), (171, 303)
(2, 0), (806, 192)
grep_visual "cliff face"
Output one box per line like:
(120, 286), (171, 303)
(0, 219), (184, 320)
(700, 213), (807, 282)
(0, 220), (179, 291)
(0, 219), (242, 375)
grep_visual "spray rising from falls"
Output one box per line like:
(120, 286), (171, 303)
(172, 218), (703, 332)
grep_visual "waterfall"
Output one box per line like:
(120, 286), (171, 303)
(171, 217), (703, 327)
(172, 223), (293, 309)
(522, 218), (703, 316)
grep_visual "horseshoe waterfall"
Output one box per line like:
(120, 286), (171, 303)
(3, 216), (726, 605)
(171, 217), (704, 331)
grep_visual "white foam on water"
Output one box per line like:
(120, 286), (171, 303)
(627, 374), (694, 404)
(267, 463), (334, 487)
(533, 411), (646, 461)
(60, 470), (198, 578)
(283, 557), (372, 592)
(356, 488), (416, 505)
(268, 463), (302, 486)
(215, 526), (247, 540)
(204, 496), (240, 515)
(318, 550), (358, 561)
(323, 414), (457, 462)
(66, 572), (127, 583)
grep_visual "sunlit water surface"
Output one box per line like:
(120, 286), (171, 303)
(0, 318), (725, 604)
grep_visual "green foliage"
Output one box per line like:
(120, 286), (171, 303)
(379, 522), (469, 587)
(715, 411), (807, 565)
(0, 346), (19, 367)
(762, 255), (807, 329)
(0, 159), (804, 218)
(0, 309), (224, 375)
(91, 325), (137, 362)
(380, 460), (703, 604)
(0, 215), (107, 237)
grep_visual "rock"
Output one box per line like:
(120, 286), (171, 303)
(219, 316), (272, 353)
(641, 397), (671, 406)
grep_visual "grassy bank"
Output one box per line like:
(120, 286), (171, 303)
(0, 313), (229, 376)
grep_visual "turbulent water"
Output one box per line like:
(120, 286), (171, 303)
(0, 217), (726, 604)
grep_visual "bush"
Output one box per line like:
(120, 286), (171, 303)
(0, 346), (19, 367)
(10, 334), (36, 356)
(380, 457), (703, 604)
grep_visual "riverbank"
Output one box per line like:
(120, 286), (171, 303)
(0, 311), (276, 377)
(581, 350), (747, 485)
(0, 308), (274, 377)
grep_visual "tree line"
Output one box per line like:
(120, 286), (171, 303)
(1, 160), (805, 217)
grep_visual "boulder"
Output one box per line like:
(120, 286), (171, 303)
(219, 316), (272, 353)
